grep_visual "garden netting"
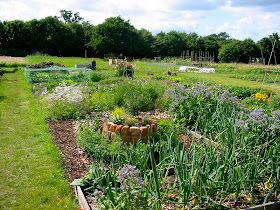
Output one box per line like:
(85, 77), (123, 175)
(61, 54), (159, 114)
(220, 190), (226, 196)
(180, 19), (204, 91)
(24, 65), (93, 83)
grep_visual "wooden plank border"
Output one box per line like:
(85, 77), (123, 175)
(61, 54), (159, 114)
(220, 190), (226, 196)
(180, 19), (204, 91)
(74, 185), (92, 210)
(243, 201), (280, 210)
(71, 179), (92, 210)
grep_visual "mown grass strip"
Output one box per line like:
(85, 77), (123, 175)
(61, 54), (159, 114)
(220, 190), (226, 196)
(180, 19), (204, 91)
(0, 70), (77, 210)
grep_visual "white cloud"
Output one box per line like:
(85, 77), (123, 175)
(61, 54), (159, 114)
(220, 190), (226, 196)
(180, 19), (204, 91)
(219, 3), (280, 40)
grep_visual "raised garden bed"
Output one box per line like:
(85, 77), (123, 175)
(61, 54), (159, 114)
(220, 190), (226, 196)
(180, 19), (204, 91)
(71, 180), (92, 210)
(72, 178), (280, 210)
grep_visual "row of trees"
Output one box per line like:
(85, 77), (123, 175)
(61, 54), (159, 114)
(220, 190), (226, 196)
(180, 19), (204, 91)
(0, 11), (279, 63)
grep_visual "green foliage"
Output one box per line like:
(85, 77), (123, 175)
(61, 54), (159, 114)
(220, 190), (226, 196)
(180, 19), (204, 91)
(1, 17), (85, 56)
(137, 29), (154, 58)
(1, 13), (280, 63)
(115, 62), (134, 77)
(0, 63), (26, 67)
(91, 71), (105, 82)
(59, 10), (84, 23)
(239, 38), (258, 63)
(110, 115), (125, 125)
(78, 125), (111, 161)
(77, 99), (280, 209)
(125, 116), (138, 126)
(89, 80), (165, 114)
(156, 119), (177, 137)
(218, 40), (241, 63)
(227, 86), (266, 99)
(269, 94), (280, 109)
(81, 163), (117, 194)
(45, 100), (89, 120)
(89, 91), (116, 112)
(112, 107), (126, 117)
(122, 81), (165, 114)
(77, 121), (150, 168)
(170, 84), (240, 134)
(110, 107), (126, 124)
(25, 68), (93, 83)
(152, 31), (187, 56)
(89, 16), (141, 56)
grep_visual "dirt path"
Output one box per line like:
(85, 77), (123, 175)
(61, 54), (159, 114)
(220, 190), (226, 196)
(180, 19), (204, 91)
(49, 120), (91, 181)
(0, 56), (26, 63)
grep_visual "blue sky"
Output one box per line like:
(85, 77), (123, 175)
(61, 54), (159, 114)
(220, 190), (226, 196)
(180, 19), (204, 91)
(0, 0), (279, 41)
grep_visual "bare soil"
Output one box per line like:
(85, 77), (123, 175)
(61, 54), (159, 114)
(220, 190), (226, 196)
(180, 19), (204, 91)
(49, 120), (91, 181)
(0, 56), (26, 63)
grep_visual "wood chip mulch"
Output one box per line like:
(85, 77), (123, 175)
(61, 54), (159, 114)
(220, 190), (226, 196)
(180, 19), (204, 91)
(49, 120), (91, 181)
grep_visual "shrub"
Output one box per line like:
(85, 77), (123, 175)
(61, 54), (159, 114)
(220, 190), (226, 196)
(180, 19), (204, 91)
(117, 80), (165, 115)
(125, 116), (138, 126)
(112, 107), (126, 118)
(116, 62), (134, 77)
(169, 84), (240, 134)
(78, 123), (124, 161)
(218, 41), (240, 63)
(77, 120), (150, 167)
(89, 92), (116, 112)
(45, 100), (86, 120)
(269, 94), (280, 110)
(91, 72), (105, 82)
(98, 77), (129, 85)
(227, 86), (265, 99)
(0, 63), (26, 67)
(88, 80), (165, 114)
(110, 107), (126, 124)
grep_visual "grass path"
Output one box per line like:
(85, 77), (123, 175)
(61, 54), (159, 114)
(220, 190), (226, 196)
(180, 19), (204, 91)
(182, 73), (280, 94)
(134, 61), (280, 95)
(0, 70), (77, 209)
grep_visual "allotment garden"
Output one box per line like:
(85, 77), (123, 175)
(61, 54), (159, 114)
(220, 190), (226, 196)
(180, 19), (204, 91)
(1, 55), (280, 209)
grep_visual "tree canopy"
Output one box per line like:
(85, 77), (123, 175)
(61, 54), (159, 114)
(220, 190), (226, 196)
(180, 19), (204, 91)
(0, 12), (279, 63)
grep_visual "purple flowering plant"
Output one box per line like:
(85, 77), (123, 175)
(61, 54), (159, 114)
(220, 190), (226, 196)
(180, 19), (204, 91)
(167, 83), (240, 133)
(117, 164), (144, 190)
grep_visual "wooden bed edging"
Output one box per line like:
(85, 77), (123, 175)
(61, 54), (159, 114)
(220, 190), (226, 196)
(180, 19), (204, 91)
(71, 182), (280, 210)
(71, 179), (92, 210)
(70, 171), (280, 210)
(243, 201), (280, 210)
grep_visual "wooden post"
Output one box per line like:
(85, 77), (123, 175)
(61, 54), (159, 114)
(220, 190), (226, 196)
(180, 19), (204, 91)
(260, 45), (265, 65)
(274, 46), (278, 65)
(84, 49), (87, 58)
(191, 51), (194, 61)
(268, 40), (276, 65)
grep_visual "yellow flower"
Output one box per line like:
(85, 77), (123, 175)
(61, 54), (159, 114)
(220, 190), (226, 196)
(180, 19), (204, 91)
(255, 92), (269, 101)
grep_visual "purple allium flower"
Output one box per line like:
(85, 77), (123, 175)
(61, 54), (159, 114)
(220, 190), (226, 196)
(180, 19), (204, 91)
(243, 108), (251, 114)
(172, 83), (189, 93)
(249, 108), (266, 124)
(118, 164), (144, 190)
(194, 84), (208, 92)
(190, 84), (208, 96)
(93, 189), (104, 198)
(205, 90), (213, 98)
(163, 89), (175, 99)
(229, 96), (239, 104)
(272, 110), (280, 123)
(235, 119), (248, 129)
(219, 90), (230, 102)
(270, 124), (279, 131)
